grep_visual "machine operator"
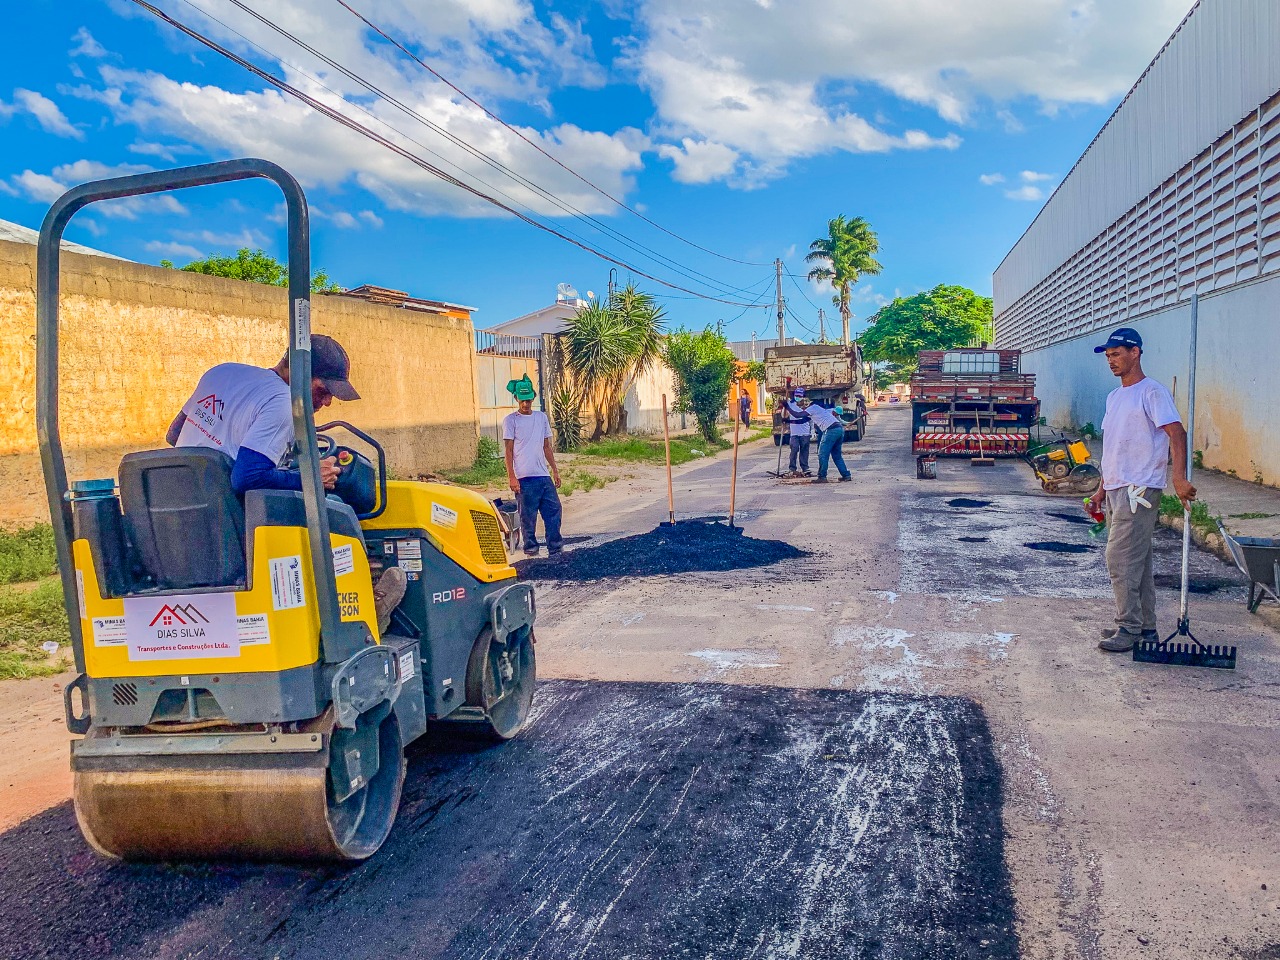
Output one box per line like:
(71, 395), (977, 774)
(165, 333), (406, 632)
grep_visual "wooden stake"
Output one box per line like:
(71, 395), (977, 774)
(728, 400), (741, 527)
(662, 393), (675, 525)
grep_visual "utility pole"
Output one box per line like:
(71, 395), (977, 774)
(818, 308), (826, 343)
(716, 319), (725, 337)
(775, 258), (785, 345)
(750, 331), (757, 361)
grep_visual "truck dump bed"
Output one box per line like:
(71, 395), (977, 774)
(910, 349), (1039, 457)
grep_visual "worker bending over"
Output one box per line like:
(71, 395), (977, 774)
(167, 333), (406, 631)
(804, 401), (852, 483)
(503, 375), (564, 557)
(780, 388), (812, 477)
(1084, 327), (1196, 653)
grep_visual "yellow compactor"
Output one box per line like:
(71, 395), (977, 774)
(39, 159), (536, 861)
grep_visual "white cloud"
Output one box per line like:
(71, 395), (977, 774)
(145, 240), (203, 260)
(1004, 184), (1045, 202)
(127, 140), (198, 162)
(80, 58), (646, 219)
(979, 173), (1005, 185)
(77, 219), (105, 237)
(2, 89), (84, 139)
(70, 27), (108, 58)
(631, 0), (1188, 183)
(358, 210), (383, 228)
(657, 139), (739, 184)
(171, 228), (266, 250)
(10, 160), (188, 218)
(1020, 170), (1054, 182)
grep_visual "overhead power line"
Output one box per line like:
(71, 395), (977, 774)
(127, 0), (770, 307)
(188, 0), (752, 300)
(334, 0), (772, 269)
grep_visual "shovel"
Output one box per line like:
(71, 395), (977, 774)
(1133, 292), (1237, 669)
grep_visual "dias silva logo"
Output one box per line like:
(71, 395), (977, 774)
(149, 603), (211, 639)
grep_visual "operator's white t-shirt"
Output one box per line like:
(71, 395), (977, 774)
(1101, 376), (1181, 491)
(782, 399), (812, 438)
(176, 363), (293, 464)
(502, 410), (552, 479)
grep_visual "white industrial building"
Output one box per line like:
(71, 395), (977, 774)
(993, 0), (1280, 483)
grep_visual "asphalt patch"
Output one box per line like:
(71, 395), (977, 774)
(516, 518), (808, 582)
(1024, 541), (1095, 554)
(1048, 511), (1094, 526)
(1153, 573), (1238, 594)
(948, 498), (992, 508)
(957, 536), (990, 543)
(0, 681), (1017, 960)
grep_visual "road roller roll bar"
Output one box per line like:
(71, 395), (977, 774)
(36, 158), (368, 669)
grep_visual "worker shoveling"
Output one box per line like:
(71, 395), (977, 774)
(39, 160), (538, 863)
(516, 519), (807, 583)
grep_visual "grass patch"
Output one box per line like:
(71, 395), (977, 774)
(1229, 511), (1277, 520)
(0, 523), (58, 585)
(441, 436), (508, 487)
(0, 578), (70, 680)
(576, 431), (732, 466)
(1159, 494), (1219, 535)
(560, 468), (613, 497)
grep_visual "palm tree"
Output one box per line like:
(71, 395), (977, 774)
(805, 216), (882, 345)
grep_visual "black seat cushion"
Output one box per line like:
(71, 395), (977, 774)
(119, 448), (246, 590)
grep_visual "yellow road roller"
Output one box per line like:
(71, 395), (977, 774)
(37, 159), (536, 861)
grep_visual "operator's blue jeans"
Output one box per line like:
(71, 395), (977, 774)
(517, 475), (563, 553)
(817, 425), (851, 480)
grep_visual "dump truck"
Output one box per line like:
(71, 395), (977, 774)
(910, 348), (1039, 457)
(40, 159), (536, 863)
(765, 343), (869, 444)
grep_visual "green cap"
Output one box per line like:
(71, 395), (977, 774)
(507, 374), (536, 401)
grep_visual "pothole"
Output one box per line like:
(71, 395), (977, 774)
(948, 498), (993, 509)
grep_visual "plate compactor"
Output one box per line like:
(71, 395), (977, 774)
(38, 159), (536, 862)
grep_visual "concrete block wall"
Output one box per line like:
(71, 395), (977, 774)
(1019, 273), (1280, 486)
(0, 239), (479, 524)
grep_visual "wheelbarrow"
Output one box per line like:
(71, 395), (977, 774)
(1217, 520), (1280, 613)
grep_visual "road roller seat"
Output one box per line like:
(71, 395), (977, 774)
(118, 447), (246, 590)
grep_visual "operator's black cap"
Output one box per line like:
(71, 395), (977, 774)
(1093, 327), (1143, 353)
(311, 334), (360, 401)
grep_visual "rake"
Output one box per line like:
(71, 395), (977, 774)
(1134, 292), (1237, 669)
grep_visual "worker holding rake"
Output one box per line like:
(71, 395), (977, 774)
(1085, 328), (1196, 653)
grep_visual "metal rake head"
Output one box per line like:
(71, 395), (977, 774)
(1133, 621), (1237, 670)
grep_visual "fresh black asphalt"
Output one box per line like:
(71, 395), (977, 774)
(0, 681), (1015, 960)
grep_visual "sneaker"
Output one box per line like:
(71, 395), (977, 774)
(373, 566), (408, 635)
(837, 475), (853, 482)
(1098, 629), (1142, 653)
(523, 547), (540, 558)
(812, 477), (829, 483)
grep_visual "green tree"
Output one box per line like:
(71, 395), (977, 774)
(805, 215), (882, 344)
(662, 327), (736, 444)
(860, 284), (993, 376)
(160, 248), (342, 293)
(563, 283), (666, 440)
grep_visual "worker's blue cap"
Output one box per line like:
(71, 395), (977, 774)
(1093, 327), (1142, 353)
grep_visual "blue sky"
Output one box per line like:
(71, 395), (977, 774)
(1, 0), (1193, 341)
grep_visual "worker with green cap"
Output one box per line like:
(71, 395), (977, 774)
(502, 374), (563, 556)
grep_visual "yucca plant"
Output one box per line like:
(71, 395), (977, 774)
(551, 384), (583, 452)
(563, 284), (666, 439)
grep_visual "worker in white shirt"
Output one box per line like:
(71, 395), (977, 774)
(779, 388), (812, 477)
(803, 401), (853, 483)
